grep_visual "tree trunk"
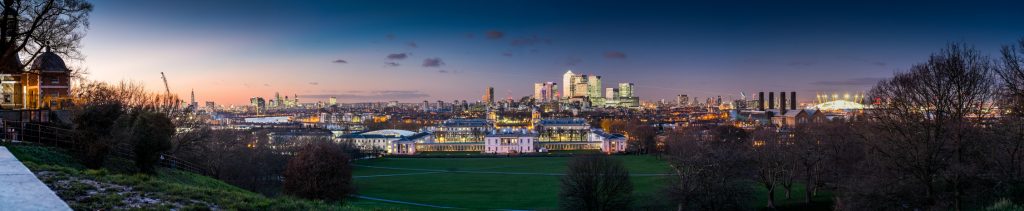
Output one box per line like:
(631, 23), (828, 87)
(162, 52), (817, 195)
(804, 176), (813, 204)
(785, 188), (791, 199)
(767, 188), (777, 209)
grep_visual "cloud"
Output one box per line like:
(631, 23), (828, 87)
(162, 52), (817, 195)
(871, 61), (887, 66)
(509, 35), (551, 47)
(263, 83), (271, 87)
(385, 62), (400, 67)
(422, 58), (445, 67)
(485, 30), (504, 39)
(407, 42), (418, 48)
(604, 51), (627, 59)
(385, 34), (395, 40)
(332, 59), (347, 64)
(502, 52), (513, 57)
(387, 53), (408, 60)
(787, 61), (814, 66)
(308, 82), (319, 85)
(301, 90), (430, 100)
(810, 77), (887, 86)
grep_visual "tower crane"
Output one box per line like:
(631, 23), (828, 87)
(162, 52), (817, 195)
(160, 72), (173, 110)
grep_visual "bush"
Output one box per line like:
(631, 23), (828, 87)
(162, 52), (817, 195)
(559, 155), (633, 211)
(282, 141), (353, 201)
(115, 110), (174, 174)
(72, 103), (124, 169)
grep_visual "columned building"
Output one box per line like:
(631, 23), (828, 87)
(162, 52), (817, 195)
(484, 131), (537, 154)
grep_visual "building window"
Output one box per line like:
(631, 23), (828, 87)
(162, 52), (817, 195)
(50, 78), (59, 84)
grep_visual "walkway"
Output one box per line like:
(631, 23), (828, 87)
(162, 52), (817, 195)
(0, 146), (72, 211)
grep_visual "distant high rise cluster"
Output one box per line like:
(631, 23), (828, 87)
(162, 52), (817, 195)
(552, 70), (638, 108)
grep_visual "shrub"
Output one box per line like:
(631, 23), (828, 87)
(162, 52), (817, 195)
(559, 155), (633, 211)
(282, 141), (353, 201)
(72, 103), (124, 169)
(115, 110), (174, 174)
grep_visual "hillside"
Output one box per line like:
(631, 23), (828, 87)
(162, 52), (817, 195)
(5, 145), (411, 210)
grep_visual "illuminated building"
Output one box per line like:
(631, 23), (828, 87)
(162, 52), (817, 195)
(22, 48), (72, 109)
(677, 94), (689, 107)
(484, 86), (494, 105)
(814, 92), (867, 110)
(591, 130), (627, 153)
(484, 131), (537, 154)
(562, 70), (575, 99)
(533, 81), (558, 102)
(337, 129), (431, 155)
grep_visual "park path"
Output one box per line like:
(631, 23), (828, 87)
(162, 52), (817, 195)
(0, 146), (72, 211)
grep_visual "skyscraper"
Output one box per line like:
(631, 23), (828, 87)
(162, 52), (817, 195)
(587, 75), (603, 106)
(562, 70), (574, 99)
(533, 82), (558, 102)
(676, 94), (688, 107)
(484, 86), (494, 104)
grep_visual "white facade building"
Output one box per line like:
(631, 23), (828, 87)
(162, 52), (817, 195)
(484, 132), (537, 154)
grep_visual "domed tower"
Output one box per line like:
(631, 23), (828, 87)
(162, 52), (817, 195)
(23, 48), (71, 109)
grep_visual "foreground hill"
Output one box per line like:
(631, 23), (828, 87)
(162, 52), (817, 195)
(5, 145), (409, 210)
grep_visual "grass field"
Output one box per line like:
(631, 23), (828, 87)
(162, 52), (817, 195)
(354, 156), (834, 210)
(353, 156), (675, 210)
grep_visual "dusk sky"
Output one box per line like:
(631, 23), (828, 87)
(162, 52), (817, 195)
(80, 0), (1024, 105)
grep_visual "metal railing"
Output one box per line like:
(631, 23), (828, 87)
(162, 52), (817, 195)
(0, 119), (211, 176)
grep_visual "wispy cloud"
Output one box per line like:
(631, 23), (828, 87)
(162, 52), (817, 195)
(510, 35), (551, 47)
(385, 34), (395, 40)
(604, 51), (627, 59)
(332, 59), (347, 64)
(422, 58), (444, 67)
(308, 82), (319, 85)
(485, 30), (504, 39)
(385, 62), (400, 67)
(810, 77), (886, 86)
(387, 53), (409, 60)
(407, 42), (418, 48)
(501, 52), (513, 57)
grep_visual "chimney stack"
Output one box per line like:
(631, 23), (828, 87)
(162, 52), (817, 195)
(768, 92), (775, 110)
(758, 92), (765, 111)
(790, 92), (797, 110)
(780, 92), (787, 114)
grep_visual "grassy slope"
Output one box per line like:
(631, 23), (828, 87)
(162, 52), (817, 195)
(5, 145), (415, 210)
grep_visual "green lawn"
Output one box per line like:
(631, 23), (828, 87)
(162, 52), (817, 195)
(353, 156), (675, 210)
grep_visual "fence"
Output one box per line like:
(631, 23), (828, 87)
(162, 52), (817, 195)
(0, 119), (211, 176)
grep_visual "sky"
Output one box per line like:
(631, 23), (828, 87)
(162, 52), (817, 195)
(79, 0), (1024, 105)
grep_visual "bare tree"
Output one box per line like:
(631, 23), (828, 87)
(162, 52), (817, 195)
(844, 42), (997, 210)
(663, 126), (754, 211)
(751, 127), (788, 209)
(0, 0), (92, 71)
(559, 155), (633, 211)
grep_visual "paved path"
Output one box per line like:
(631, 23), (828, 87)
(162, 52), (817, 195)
(0, 146), (72, 211)
(352, 195), (458, 209)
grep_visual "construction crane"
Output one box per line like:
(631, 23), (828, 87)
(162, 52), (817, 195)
(160, 72), (173, 110)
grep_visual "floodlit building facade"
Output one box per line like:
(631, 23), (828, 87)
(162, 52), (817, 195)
(484, 131), (537, 154)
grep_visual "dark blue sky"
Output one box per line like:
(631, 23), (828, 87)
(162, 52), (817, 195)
(83, 0), (1024, 104)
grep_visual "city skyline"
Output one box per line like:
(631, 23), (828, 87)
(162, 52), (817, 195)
(79, 0), (1024, 105)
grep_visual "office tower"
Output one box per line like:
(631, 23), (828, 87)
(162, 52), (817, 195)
(534, 82), (557, 102)
(562, 70), (574, 99)
(605, 88), (618, 100)
(484, 86), (494, 104)
(676, 95), (688, 107)
(618, 83), (634, 98)
(329, 96), (337, 105)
